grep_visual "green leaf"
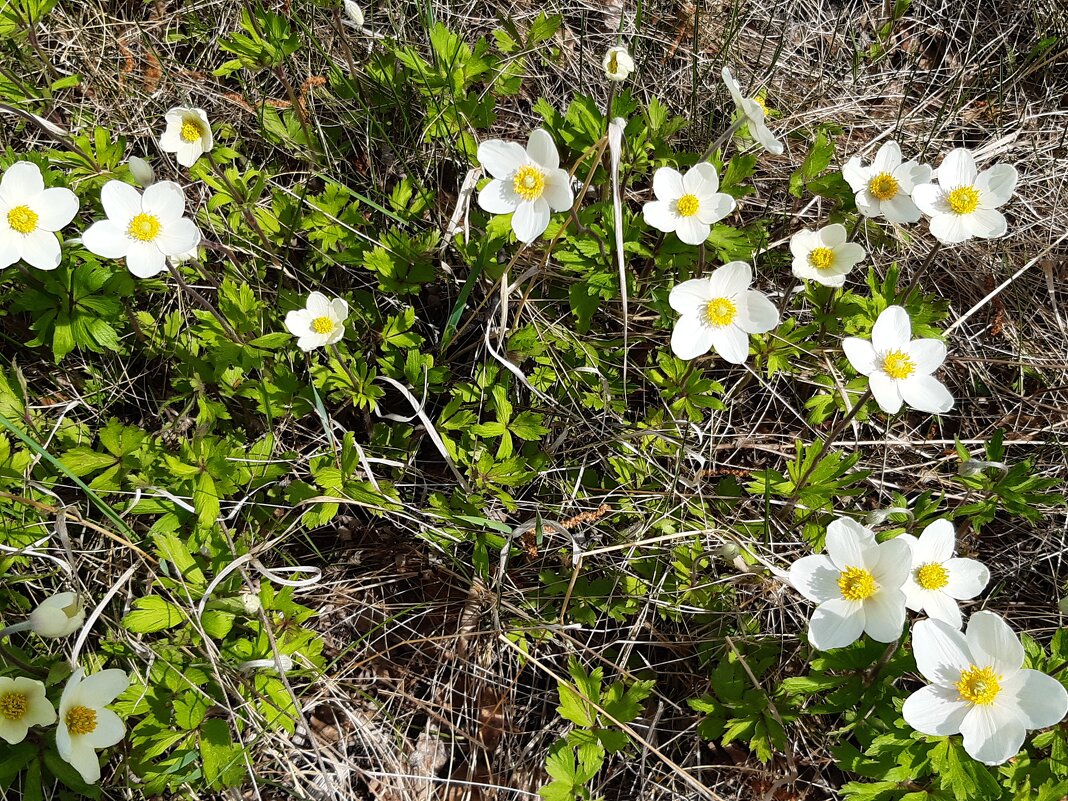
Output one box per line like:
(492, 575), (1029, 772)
(199, 718), (247, 789)
(123, 595), (186, 633)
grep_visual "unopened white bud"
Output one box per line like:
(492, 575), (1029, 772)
(128, 156), (155, 187)
(28, 592), (85, 638)
(343, 1), (364, 28)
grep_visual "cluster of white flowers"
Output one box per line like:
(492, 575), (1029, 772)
(0, 593), (129, 783)
(789, 517), (1066, 765)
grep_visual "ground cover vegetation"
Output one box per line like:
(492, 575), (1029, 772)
(0, 0), (1067, 799)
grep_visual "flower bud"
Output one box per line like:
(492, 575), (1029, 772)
(602, 46), (634, 82)
(28, 592), (85, 638)
(239, 592), (261, 615)
(127, 156), (155, 187)
(343, 0), (364, 28)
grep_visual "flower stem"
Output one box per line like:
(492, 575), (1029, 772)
(167, 263), (244, 343)
(699, 117), (746, 162)
(902, 240), (943, 299)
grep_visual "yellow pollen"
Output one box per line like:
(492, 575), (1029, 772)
(915, 562), (949, 591)
(956, 666), (1001, 706)
(752, 96), (767, 113)
(512, 165), (545, 202)
(65, 705), (97, 736)
(310, 316), (334, 335)
(881, 350), (915, 380)
(946, 186), (980, 215)
(675, 194), (700, 217)
(127, 213), (161, 242)
(606, 53), (619, 74)
(838, 566), (877, 601)
(180, 120), (203, 143)
(0, 692), (28, 721)
(7, 205), (38, 234)
(807, 246), (836, 271)
(868, 172), (899, 201)
(703, 297), (737, 327)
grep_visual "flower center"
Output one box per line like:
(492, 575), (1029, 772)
(0, 692), (28, 721)
(868, 172), (899, 201)
(915, 562), (949, 591)
(310, 316), (335, 335)
(881, 350), (915, 380)
(512, 165), (545, 202)
(7, 205), (38, 234)
(956, 665), (1001, 706)
(675, 194), (700, 217)
(807, 246), (836, 271)
(180, 120), (203, 143)
(703, 297), (737, 328)
(606, 52), (620, 74)
(127, 213), (161, 242)
(65, 705), (98, 736)
(838, 566), (877, 601)
(946, 186), (980, 215)
(752, 96), (767, 114)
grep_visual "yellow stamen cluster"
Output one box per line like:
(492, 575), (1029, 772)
(956, 665), (1001, 706)
(7, 205), (38, 234)
(512, 165), (545, 202)
(947, 186), (980, 215)
(310, 316), (335, 335)
(915, 562), (950, 591)
(881, 350), (915, 380)
(127, 213), (161, 242)
(868, 172), (899, 201)
(180, 120), (203, 143)
(703, 297), (737, 328)
(65, 705), (98, 736)
(0, 692), (28, 721)
(675, 194), (700, 218)
(838, 566), (877, 601)
(807, 246), (836, 271)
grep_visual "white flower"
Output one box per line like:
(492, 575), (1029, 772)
(789, 517), (910, 650)
(285, 291), (348, 351)
(842, 141), (931, 223)
(158, 107), (213, 168)
(28, 591), (85, 638)
(0, 161), (79, 271)
(0, 676), (56, 744)
(899, 519), (990, 629)
(721, 67), (784, 155)
(642, 163), (736, 246)
(82, 180), (202, 278)
(343, 0), (364, 27)
(476, 129), (574, 243)
(903, 612), (1068, 765)
(843, 305), (954, 415)
(57, 668), (130, 784)
(127, 156), (155, 188)
(911, 148), (1017, 244)
(789, 223), (866, 287)
(668, 261), (779, 363)
(602, 46), (634, 81)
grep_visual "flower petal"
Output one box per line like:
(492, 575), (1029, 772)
(477, 140), (526, 181)
(960, 704), (1025, 765)
(541, 169), (573, 211)
(975, 163), (1017, 208)
(937, 148), (978, 190)
(33, 188), (80, 231)
(675, 215), (709, 246)
(963, 207), (1007, 239)
(511, 199), (550, 243)
(709, 325), (749, 364)
(842, 156), (868, 193)
(84, 708), (125, 750)
(902, 684), (970, 735)
(871, 305), (911, 352)
(155, 218), (201, 257)
(907, 339), (947, 375)
(930, 212), (971, 244)
(880, 194), (922, 224)
(652, 167), (685, 202)
(899, 374), (954, 414)
(921, 590), (963, 629)
(142, 181), (186, 222)
(669, 314), (715, 361)
(789, 229), (818, 259)
(721, 66), (745, 107)
(526, 129), (559, 170)
(684, 162), (719, 194)
(943, 558), (990, 600)
(331, 297), (349, 322)
(808, 598), (865, 650)
(77, 670), (130, 707)
(478, 178), (520, 214)
(911, 183), (946, 218)
(835, 242), (866, 268)
(64, 739), (102, 784)
(789, 554), (841, 603)
(285, 309), (312, 338)
(100, 180), (143, 223)
(125, 240), (167, 278)
(735, 290), (779, 334)
(842, 337), (877, 376)
(1001, 669), (1068, 730)
(966, 611), (1023, 677)
(707, 260), (751, 297)
(669, 278), (711, 315)
(82, 220), (130, 258)
(870, 537), (911, 590)
(863, 587), (906, 642)
(0, 161), (44, 204)
(19, 230), (61, 270)
(895, 161), (931, 192)
(695, 193), (735, 225)
(750, 117), (784, 155)
(916, 518), (955, 562)
(912, 617), (971, 685)
(825, 516), (877, 571)
(820, 223), (847, 248)
(873, 141), (902, 173)
(869, 372), (904, 414)
(642, 200), (677, 233)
